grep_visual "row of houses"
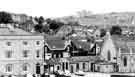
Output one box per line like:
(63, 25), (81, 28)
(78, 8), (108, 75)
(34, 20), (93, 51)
(45, 29), (135, 74)
(1, 23), (135, 77)
(0, 24), (99, 77)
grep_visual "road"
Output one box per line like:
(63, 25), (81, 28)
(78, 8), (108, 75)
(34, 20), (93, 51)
(69, 72), (110, 77)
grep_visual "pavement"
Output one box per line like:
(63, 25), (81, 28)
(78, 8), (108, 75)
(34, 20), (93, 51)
(70, 72), (135, 77)
(70, 72), (111, 77)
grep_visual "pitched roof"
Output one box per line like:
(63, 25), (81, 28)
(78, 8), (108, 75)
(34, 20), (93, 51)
(0, 27), (33, 35)
(111, 35), (135, 53)
(46, 39), (71, 50)
(0, 24), (41, 36)
(71, 39), (94, 51)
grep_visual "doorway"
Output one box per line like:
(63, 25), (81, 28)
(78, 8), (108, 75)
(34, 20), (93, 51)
(70, 65), (74, 73)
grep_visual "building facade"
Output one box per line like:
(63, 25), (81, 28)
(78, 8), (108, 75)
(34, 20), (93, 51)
(0, 24), (44, 76)
(44, 38), (71, 73)
(99, 31), (135, 73)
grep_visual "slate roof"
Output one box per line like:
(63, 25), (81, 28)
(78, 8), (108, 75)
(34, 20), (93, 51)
(0, 24), (42, 36)
(111, 35), (135, 53)
(45, 39), (71, 50)
(71, 39), (95, 51)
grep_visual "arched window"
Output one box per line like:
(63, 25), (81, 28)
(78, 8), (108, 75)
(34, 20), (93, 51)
(107, 50), (111, 61)
(123, 56), (127, 67)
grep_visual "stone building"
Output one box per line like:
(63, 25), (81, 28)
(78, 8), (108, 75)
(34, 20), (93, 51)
(114, 35), (135, 73)
(44, 38), (71, 73)
(0, 24), (44, 76)
(99, 31), (135, 73)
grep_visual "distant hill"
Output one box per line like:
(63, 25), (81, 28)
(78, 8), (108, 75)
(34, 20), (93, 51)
(2, 11), (135, 37)
(55, 12), (135, 27)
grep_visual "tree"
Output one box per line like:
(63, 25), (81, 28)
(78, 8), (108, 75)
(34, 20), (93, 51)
(0, 11), (13, 24)
(42, 24), (50, 33)
(38, 16), (44, 24)
(34, 24), (43, 32)
(110, 25), (122, 35)
(46, 18), (64, 31)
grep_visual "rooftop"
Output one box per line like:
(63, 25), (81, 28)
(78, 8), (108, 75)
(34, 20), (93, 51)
(45, 38), (71, 50)
(0, 24), (42, 36)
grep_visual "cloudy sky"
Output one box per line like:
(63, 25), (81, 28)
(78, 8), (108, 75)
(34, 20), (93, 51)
(0, 0), (135, 18)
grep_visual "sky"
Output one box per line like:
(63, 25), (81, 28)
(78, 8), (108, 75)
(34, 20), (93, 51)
(0, 0), (135, 18)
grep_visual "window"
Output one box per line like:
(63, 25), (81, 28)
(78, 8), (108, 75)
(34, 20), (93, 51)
(23, 41), (28, 45)
(6, 64), (12, 72)
(45, 46), (48, 52)
(36, 50), (40, 58)
(53, 54), (56, 58)
(83, 63), (85, 69)
(123, 56), (127, 67)
(23, 50), (29, 58)
(23, 65), (28, 71)
(76, 63), (79, 71)
(36, 63), (40, 74)
(23, 63), (29, 71)
(67, 46), (70, 52)
(56, 54), (59, 58)
(57, 66), (60, 70)
(6, 51), (12, 58)
(36, 41), (40, 45)
(62, 62), (65, 71)
(7, 42), (11, 46)
(66, 62), (68, 70)
(107, 50), (111, 61)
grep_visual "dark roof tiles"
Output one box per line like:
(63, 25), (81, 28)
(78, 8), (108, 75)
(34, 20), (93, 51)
(46, 39), (70, 50)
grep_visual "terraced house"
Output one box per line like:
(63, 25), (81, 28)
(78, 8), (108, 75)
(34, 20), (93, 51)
(44, 38), (71, 73)
(0, 24), (44, 77)
(68, 38), (99, 73)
